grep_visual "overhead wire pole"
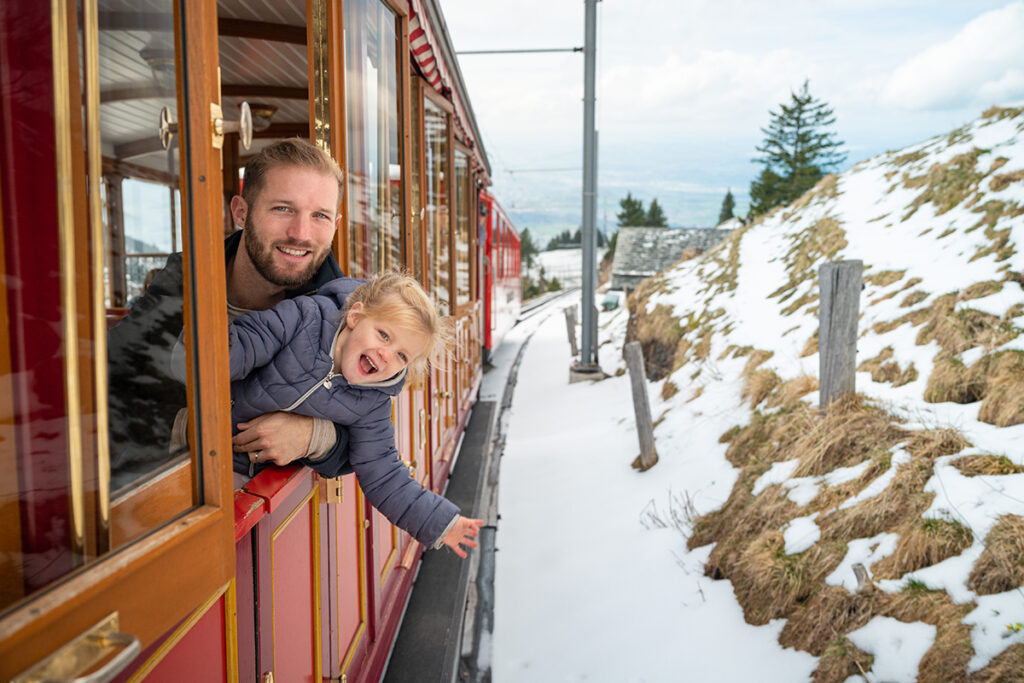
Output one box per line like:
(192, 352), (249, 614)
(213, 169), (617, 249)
(575, 0), (601, 377)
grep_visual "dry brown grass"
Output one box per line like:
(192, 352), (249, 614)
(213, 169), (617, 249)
(765, 374), (819, 409)
(903, 148), (987, 219)
(951, 454), (1024, 476)
(801, 330), (819, 357)
(819, 458), (935, 541)
(961, 280), (1004, 300)
(660, 379), (679, 400)
(812, 638), (875, 683)
(727, 530), (847, 625)
(883, 589), (976, 682)
(722, 402), (817, 468)
(806, 451), (892, 514)
(626, 301), (683, 381)
(871, 517), (973, 579)
(858, 347), (920, 387)
(789, 395), (907, 478)
(967, 514), (1024, 595)
(769, 215), (848, 307)
(900, 290), (930, 307)
(742, 349), (774, 375)
(779, 586), (882, 655)
(694, 481), (801, 575)
(967, 643), (1024, 682)
(905, 427), (971, 461)
(687, 385), (704, 402)
(989, 168), (1024, 192)
(925, 353), (989, 404)
(742, 368), (781, 408)
(864, 269), (906, 288)
(977, 351), (1024, 426)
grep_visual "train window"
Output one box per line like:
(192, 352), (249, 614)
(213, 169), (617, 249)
(454, 149), (471, 306)
(0, 0), (201, 613)
(121, 178), (181, 305)
(410, 78), (423, 281)
(424, 95), (450, 316)
(344, 0), (404, 277)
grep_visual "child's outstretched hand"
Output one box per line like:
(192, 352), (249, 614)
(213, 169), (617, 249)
(443, 516), (484, 558)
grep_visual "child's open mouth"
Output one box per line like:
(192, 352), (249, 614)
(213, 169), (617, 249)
(359, 354), (378, 375)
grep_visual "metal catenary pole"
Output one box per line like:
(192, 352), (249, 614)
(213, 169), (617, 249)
(579, 0), (598, 368)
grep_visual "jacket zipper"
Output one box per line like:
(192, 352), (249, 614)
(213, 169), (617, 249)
(284, 368), (337, 413)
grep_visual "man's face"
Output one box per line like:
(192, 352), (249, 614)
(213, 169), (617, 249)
(241, 166), (340, 289)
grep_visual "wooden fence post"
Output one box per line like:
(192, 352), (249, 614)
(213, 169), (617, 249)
(625, 341), (658, 471)
(818, 260), (863, 411)
(564, 307), (579, 357)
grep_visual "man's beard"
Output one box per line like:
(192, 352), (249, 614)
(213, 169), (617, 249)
(243, 213), (329, 289)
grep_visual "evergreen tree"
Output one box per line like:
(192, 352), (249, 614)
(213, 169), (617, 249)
(646, 198), (668, 227)
(749, 80), (846, 217)
(616, 192), (647, 227)
(718, 189), (735, 224)
(520, 228), (539, 269)
(748, 167), (785, 217)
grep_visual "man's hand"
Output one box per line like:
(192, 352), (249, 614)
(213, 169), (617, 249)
(233, 412), (314, 467)
(443, 516), (484, 558)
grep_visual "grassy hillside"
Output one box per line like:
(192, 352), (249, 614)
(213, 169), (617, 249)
(623, 106), (1024, 681)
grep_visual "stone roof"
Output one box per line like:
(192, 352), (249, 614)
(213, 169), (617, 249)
(610, 226), (734, 290)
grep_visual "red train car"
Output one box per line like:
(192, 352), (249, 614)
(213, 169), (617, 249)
(0, 1), (506, 681)
(480, 190), (523, 361)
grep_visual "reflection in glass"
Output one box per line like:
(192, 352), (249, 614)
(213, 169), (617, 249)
(424, 97), (449, 316)
(454, 151), (471, 306)
(411, 83), (423, 282)
(344, 0), (403, 277)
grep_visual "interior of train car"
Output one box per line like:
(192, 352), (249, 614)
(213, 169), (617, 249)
(0, 0), (493, 680)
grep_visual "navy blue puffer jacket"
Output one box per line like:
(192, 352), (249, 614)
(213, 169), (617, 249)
(228, 278), (458, 546)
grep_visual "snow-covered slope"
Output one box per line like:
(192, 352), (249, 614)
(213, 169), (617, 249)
(619, 106), (1024, 680)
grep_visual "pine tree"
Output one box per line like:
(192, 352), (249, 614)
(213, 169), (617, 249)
(520, 228), (539, 269)
(646, 198), (668, 227)
(749, 80), (846, 217)
(616, 192), (647, 227)
(718, 190), (735, 224)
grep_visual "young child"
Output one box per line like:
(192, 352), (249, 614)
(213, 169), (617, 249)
(228, 271), (483, 557)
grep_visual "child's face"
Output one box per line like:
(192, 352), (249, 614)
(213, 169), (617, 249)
(335, 303), (427, 385)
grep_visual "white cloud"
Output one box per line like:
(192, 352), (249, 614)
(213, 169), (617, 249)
(881, 1), (1024, 110)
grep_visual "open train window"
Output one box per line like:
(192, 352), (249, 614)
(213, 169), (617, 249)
(0, 1), (233, 677)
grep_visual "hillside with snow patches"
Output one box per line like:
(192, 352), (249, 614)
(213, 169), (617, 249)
(612, 106), (1024, 680)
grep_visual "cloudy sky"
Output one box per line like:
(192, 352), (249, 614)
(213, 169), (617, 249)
(440, 0), (1024, 237)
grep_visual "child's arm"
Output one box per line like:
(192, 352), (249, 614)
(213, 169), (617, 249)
(347, 404), (469, 550)
(228, 299), (312, 380)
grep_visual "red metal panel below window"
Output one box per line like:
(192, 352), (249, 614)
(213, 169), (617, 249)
(273, 497), (318, 683)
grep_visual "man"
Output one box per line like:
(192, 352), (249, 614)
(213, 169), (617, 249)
(108, 138), (350, 489)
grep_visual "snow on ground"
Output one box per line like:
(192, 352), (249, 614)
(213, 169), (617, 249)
(490, 298), (815, 682)
(489, 108), (1024, 681)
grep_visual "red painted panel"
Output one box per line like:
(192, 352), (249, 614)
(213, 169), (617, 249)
(234, 489), (265, 541)
(334, 474), (366, 678)
(0, 0), (73, 591)
(273, 499), (317, 683)
(140, 596), (229, 683)
(243, 463), (306, 512)
(235, 532), (257, 683)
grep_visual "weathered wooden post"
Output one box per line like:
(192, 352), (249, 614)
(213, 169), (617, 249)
(564, 307), (579, 357)
(625, 341), (658, 471)
(818, 259), (863, 411)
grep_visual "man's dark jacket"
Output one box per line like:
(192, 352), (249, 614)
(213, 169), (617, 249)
(107, 230), (350, 489)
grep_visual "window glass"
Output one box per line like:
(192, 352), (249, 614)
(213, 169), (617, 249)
(424, 97), (449, 315)
(344, 0), (403, 277)
(0, 0), (196, 615)
(410, 81), (423, 281)
(454, 150), (470, 305)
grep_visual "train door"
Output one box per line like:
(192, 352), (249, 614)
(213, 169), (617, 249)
(333, 0), (419, 677)
(453, 144), (479, 419)
(0, 1), (237, 680)
(422, 86), (457, 484)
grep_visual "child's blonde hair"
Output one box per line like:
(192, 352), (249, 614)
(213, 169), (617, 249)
(343, 271), (452, 373)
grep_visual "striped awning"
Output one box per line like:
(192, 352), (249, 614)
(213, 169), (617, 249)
(408, 0), (476, 154)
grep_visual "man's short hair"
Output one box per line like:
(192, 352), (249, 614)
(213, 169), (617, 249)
(241, 138), (345, 208)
